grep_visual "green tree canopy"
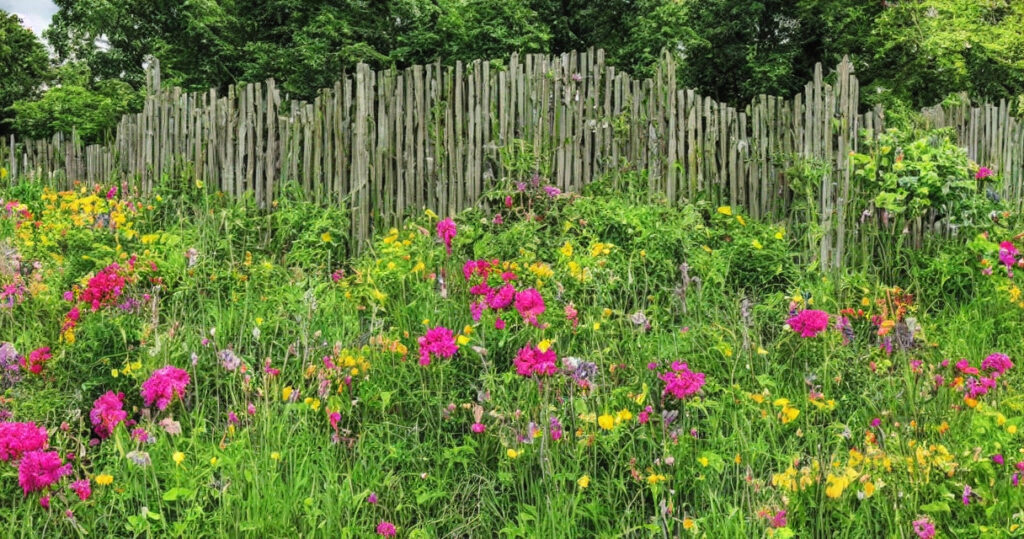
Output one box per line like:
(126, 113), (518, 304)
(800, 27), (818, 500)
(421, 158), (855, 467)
(0, 11), (51, 137)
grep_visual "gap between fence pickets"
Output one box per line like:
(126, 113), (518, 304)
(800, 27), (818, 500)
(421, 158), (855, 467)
(1, 50), (1020, 261)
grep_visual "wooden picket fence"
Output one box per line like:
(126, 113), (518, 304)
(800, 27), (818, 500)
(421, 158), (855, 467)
(3, 49), (1023, 266)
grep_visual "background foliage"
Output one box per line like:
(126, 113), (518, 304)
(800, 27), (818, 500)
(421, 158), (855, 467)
(2, 1), (1024, 142)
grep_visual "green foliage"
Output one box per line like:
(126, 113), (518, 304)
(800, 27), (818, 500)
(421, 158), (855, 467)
(3, 173), (1024, 536)
(864, 0), (1024, 110)
(9, 77), (143, 143)
(851, 128), (990, 223)
(0, 11), (50, 137)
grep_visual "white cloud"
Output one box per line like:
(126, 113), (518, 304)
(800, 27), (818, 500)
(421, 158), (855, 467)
(1, 0), (58, 38)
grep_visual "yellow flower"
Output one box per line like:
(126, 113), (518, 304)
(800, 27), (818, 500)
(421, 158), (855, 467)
(457, 335), (470, 346)
(282, 386), (294, 401)
(506, 448), (522, 459)
(592, 322), (601, 331)
(590, 242), (612, 257)
(537, 339), (553, 353)
(95, 474), (113, 486)
(862, 481), (876, 498)
(270, 452), (281, 461)
(195, 180), (204, 188)
(734, 454), (742, 464)
(210, 457), (218, 466)
(559, 242), (573, 257)
(698, 456), (709, 467)
(780, 405), (800, 424)
(752, 239), (763, 250)
(577, 475), (590, 489)
(1009, 425), (1018, 435)
(717, 206), (732, 216)
(321, 232), (333, 243)
(616, 409), (633, 422)
(683, 518), (695, 530)
(774, 228), (785, 239)
(646, 473), (667, 485)
(172, 451), (185, 466)
(598, 414), (615, 431)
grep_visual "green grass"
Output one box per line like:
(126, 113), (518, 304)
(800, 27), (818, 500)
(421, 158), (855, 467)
(0, 176), (1022, 538)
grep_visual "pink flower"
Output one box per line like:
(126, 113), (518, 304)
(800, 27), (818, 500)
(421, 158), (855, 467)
(564, 303), (579, 329)
(368, 492), (378, 504)
(376, 521), (397, 537)
(638, 406), (652, 424)
(870, 417), (881, 428)
(140, 366), (190, 411)
(659, 361), (706, 399)
(0, 421), (49, 461)
(955, 359), (979, 376)
(106, 187), (117, 200)
(962, 484), (972, 505)
(21, 347), (52, 375)
(492, 214), (503, 225)
(486, 284), (516, 310)
(504, 196), (513, 208)
(470, 302), (484, 321)
(981, 353), (1013, 377)
(513, 345), (558, 377)
(69, 479), (91, 501)
(494, 317), (506, 330)
(993, 454), (1005, 465)
(786, 310), (829, 338)
(436, 217), (457, 255)
(40, 495), (50, 508)
(131, 428), (151, 443)
(18, 451), (71, 494)
(417, 326), (458, 366)
(514, 288), (546, 327)
(976, 166), (993, 180)
(999, 242), (1018, 268)
(769, 510), (787, 528)
(471, 422), (486, 434)
(80, 263), (127, 312)
(912, 516), (935, 539)
(90, 391), (127, 439)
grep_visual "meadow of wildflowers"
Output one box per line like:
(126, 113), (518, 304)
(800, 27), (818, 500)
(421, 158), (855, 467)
(1, 170), (1023, 537)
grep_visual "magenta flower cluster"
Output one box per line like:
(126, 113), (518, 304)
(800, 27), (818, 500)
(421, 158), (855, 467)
(417, 326), (458, 366)
(90, 391), (127, 439)
(659, 361), (706, 399)
(140, 365), (190, 410)
(0, 421), (48, 462)
(17, 450), (71, 494)
(513, 344), (558, 377)
(786, 309), (829, 338)
(436, 217), (457, 255)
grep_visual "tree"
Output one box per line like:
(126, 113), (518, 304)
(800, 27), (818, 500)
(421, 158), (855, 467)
(10, 62), (143, 143)
(0, 11), (50, 137)
(865, 0), (1024, 109)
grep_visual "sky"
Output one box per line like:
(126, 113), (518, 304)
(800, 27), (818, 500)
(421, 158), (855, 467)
(1, 0), (58, 38)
